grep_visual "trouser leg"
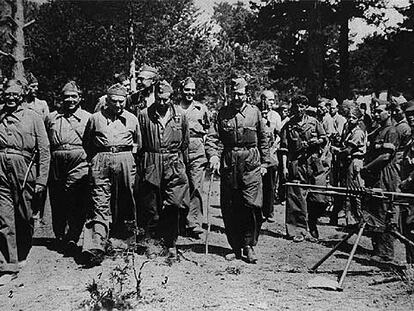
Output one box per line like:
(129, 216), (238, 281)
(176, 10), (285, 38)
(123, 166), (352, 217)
(160, 205), (179, 248)
(186, 157), (205, 229)
(0, 185), (19, 273)
(262, 166), (276, 219)
(66, 181), (88, 243)
(82, 155), (112, 253)
(220, 182), (243, 251)
(49, 182), (67, 240)
(285, 160), (309, 237)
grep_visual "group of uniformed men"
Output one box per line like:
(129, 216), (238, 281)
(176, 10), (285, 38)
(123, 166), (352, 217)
(0, 66), (413, 285)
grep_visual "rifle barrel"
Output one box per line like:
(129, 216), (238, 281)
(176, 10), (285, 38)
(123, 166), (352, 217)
(284, 182), (414, 200)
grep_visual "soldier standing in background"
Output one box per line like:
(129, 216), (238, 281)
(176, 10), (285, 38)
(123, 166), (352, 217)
(0, 80), (50, 285)
(23, 73), (49, 121)
(258, 90), (278, 222)
(127, 65), (159, 115)
(81, 83), (140, 267)
(361, 103), (400, 263)
(280, 95), (327, 242)
(206, 77), (270, 263)
(179, 77), (210, 237)
(45, 81), (90, 255)
(137, 80), (189, 261)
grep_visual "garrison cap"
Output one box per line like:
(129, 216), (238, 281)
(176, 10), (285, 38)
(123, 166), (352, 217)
(155, 80), (173, 99)
(107, 83), (128, 97)
(5, 79), (23, 95)
(26, 72), (38, 85)
(231, 77), (247, 92)
(137, 64), (158, 79)
(181, 77), (196, 88)
(62, 80), (81, 94)
(261, 90), (275, 100)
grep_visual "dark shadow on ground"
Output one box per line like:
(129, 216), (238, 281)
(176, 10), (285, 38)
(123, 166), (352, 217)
(318, 239), (372, 256)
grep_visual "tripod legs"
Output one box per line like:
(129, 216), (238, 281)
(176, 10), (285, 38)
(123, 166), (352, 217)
(337, 222), (366, 290)
(309, 228), (357, 272)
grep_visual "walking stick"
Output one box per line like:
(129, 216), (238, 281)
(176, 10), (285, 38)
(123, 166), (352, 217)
(205, 173), (214, 255)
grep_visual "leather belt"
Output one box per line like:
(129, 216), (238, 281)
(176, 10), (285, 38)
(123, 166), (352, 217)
(52, 144), (83, 151)
(224, 145), (256, 151)
(97, 146), (133, 153)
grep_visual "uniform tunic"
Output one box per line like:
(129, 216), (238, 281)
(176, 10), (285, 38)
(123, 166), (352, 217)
(337, 124), (367, 220)
(22, 98), (49, 122)
(82, 109), (140, 253)
(0, 106), (50, 272)
(137, 104), (189, 247)
(280, 114), (327, 238)
(394, 119), (411, 174)
(45, 107), (90, 243)
(180, 101), (210, 229)
(206, 103), (270, 251)
(364, 124), (400, 260)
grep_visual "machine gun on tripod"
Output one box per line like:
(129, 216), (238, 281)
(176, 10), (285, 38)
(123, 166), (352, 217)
(285, 182), (414, 291)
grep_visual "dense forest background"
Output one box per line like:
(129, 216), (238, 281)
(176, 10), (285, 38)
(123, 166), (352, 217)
(1, 0), (413, 111)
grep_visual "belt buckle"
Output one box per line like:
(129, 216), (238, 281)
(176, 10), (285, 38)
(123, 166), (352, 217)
(110, 146), (118, 153)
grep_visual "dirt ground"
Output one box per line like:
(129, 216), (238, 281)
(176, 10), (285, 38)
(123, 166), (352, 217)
(1, 180), (414, 311)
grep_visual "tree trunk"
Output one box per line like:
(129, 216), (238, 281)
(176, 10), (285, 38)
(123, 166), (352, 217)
(307, 0), (323, 105)
(128, 0), (136, 92)
(338, 0), (351, 102)
(12, 0), (26, 81)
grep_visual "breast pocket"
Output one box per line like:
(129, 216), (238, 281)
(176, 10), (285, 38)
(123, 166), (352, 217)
(171, 123), (183, 142)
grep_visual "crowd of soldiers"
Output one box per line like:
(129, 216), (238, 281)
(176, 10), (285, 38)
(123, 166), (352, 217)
(0, 65), (414, 286)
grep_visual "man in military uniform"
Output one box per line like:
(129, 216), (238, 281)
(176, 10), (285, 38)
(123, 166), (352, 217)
(257, 90), (279, 222)
(82, 83), (140, 267)
(94, 73), (131, 113)
(23, 73), (49, 121)
(127, 64), (159, 115)
(0, 80), (50, 284)
(391, 101), (411, 174)
(332, 105), (367, 222)
(45, 81), (90, 255)
(137, 80), (189, 261)
(280, 95), (327, 242)
(178, 77), (210, 237)
(361, 103), (400, 263)
(206, 77), (270, 263)
(396, 100), (414, 264)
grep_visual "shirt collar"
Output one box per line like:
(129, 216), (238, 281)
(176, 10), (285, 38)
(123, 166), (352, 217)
(57, 107), (83, 121)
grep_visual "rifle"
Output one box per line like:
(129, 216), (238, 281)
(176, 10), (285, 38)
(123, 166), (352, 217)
(284, 182), (414, 291)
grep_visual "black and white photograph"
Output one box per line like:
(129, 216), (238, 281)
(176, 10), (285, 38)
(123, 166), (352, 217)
(1, 0), (414, 310)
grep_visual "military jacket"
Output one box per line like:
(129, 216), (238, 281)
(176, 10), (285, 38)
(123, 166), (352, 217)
(280, 114), (326, 160)
(0, 106), (50, 185)
(46, 107), (90, 150)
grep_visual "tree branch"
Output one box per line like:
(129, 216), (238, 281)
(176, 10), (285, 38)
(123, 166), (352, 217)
(8, 33), (17, 43)
(23, 20), (36, 29)
(5, 15), (18, 28)
(0, 50), (16, 62)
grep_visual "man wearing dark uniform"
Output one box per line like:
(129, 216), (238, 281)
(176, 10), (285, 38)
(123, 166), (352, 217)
(137, 80), (189, 261)
(280, 95), (327, 242)
(361, 103), (400, 263)
(206, 77), (270, 263)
